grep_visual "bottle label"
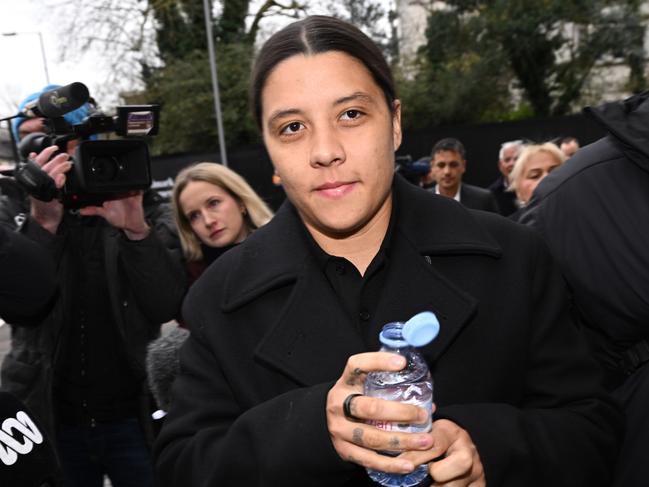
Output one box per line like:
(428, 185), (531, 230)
(368, 400), (432, 434)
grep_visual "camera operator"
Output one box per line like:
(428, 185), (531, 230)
(0, 90), (186, 486)
(0, 85), (93, 228)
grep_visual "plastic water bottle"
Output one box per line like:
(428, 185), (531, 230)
(364, 311), (440, 487)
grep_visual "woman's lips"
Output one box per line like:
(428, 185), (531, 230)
(210, 228), (224, 239)
(315, 181), (356, 199)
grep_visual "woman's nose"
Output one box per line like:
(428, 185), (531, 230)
(203, 210), (217, 227)
(309, 126), (345, 168)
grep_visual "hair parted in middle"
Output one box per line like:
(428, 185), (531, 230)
(172, 162), (274, 261)
(249, 15), (397, 129)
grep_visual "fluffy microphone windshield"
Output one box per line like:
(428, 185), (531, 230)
(146, 327), (190, 412)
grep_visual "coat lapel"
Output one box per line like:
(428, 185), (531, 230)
(222, 177), (501, 387)
(372, 228), (479, 361)
(254, 258), (366, 387)
(222, 204), (367, 387)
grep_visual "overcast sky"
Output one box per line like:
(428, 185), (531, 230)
(0, 0), (393, 118)
(0, 0), (305, 118)
(0, 1), (115, 116)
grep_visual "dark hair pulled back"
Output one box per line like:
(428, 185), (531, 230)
(249, 15), (396, 129)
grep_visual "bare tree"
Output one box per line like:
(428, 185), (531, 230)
(44, 0), (160, 107)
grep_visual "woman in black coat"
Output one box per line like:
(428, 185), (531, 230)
(154, 16), (622, 487)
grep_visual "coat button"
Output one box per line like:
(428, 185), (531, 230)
(123, 300), (128, 307)
(359, 310), (370, 321)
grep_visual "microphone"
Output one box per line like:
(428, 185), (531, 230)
(21, 83), (90, 119)
(146, 327), (190, 413)
(0, 391), (62, 486)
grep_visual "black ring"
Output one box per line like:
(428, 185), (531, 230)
(343, 393), (363, 422)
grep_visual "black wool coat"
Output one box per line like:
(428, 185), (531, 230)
(155, 177), (621, 487)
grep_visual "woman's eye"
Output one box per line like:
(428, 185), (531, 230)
(208, 199), (220, 208)
(341, 109), (361, 120)
(281, 122), (303, 135)
(188, 212), (199, 223)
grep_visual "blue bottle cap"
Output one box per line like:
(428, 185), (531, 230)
(402, 311), (440, 347)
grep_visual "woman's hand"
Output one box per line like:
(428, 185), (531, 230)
(326, 353), (485, 486)
(401, 419), (486, 486)
(326, 352), (435, 475)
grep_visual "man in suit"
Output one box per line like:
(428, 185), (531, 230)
(429, 138), (499, 213)
(488, 140), (523, 216)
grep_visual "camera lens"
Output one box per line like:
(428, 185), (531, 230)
(89, 156), (123, 182)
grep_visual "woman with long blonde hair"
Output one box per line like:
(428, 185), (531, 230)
(172, 162), (273, 280)
(146, 162), (273, 414)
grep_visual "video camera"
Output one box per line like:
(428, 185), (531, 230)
(12, 82), (160, 209)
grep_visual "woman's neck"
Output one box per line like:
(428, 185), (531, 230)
(306, 196), (392, 276)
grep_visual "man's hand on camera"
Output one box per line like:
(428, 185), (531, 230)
(28, 146), (71, 235)
(79, 191), (151, 241)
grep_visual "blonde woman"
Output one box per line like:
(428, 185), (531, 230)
(172, 162), (273, 283)
(509, 143), (566, 209)
(146, 163), (272, 414)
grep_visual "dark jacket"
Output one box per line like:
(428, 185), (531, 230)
(0, 200), (186, 441)
(520, 92), (649, 487)
(488, 175), (518, 216)
(430, 183), (500, 213)
(0, 177), (29, 227)
(520, 93), (649, 383)
(155, 177), (621, 487)
(459, 182), (500, 212)
(0, 224), (56, 324)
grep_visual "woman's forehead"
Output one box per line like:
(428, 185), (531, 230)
(260, 52), (383, 112)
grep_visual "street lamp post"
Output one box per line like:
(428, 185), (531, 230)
(202, 0), (228, 167)
(1, 31), (51, 85)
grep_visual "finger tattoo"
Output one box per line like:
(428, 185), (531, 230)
(352, 427), (364, 446)
(389, 436), (400, 449)
(345, 367), (367, 386)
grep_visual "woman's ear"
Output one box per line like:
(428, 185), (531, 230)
(391, 100), (402, 151)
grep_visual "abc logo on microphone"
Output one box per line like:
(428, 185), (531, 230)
(0, 392), (62, 487)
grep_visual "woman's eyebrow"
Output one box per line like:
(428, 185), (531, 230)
(267, 108), (303, 129)
(266, 92), (374, 130)
(333, 92), (374, 107)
